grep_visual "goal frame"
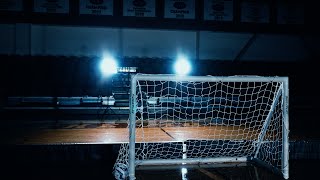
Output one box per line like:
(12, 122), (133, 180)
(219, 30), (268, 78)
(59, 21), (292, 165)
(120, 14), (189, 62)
(128, 74), (289, 180)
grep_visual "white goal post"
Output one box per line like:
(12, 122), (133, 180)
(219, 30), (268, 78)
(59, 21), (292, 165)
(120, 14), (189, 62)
(114, 74), (289, 180)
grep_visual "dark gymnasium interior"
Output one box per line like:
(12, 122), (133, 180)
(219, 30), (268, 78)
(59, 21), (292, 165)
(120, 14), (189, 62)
(0, 0), (319, 180)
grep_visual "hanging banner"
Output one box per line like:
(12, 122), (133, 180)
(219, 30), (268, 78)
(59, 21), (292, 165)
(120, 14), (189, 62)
(204, 0), (233, 21)
(241, 1), (269, 23)
(33, 0), (69, 14)
(0, 0), (23, 11)
(164, 0), (195, 19)
(277, 1), (304, 25)
(123, 0), (155, 17)
(79, 0), (113, 16)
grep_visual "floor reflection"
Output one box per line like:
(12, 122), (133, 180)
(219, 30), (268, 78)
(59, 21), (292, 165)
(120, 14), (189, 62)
(135, 162), (284, 180)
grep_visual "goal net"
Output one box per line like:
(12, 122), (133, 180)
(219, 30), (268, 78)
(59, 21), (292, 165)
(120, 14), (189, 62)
(114, 74), (289, 180)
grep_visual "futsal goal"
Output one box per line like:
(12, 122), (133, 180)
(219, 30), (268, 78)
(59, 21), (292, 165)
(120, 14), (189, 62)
(114, 74), (289, 180)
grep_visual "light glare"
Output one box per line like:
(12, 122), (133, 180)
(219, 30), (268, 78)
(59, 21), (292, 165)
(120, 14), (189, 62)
(174, 55), (191, 75)
(100, 56), (118, 76)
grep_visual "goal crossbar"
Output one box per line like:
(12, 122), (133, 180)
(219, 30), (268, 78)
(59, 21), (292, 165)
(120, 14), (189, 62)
(132, 74), (288, 82)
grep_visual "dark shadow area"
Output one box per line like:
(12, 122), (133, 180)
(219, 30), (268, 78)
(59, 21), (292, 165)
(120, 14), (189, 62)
(0, 144), (118, 180)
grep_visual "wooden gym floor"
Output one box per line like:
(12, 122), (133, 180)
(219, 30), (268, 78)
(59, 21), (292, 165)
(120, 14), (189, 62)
(1, 121), (260, 145)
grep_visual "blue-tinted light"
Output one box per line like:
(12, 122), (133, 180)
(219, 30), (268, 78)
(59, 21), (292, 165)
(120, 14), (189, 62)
(174, 55), (191, 75)
(100, 56), (118, 76)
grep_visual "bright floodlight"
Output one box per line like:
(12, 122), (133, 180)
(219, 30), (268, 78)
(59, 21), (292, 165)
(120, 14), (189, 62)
(100, 56), (118, 76)
(174, 55), (191, 75)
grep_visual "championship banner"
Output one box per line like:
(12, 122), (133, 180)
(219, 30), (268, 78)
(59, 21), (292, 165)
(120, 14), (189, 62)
(123, 0), (155, 17)
(80, 0), (113, 16)
(164, 0), (195, 19)
(277, 1), (304, 25)
(33, 0), (69, 14)
(204, 0), (233, 21)
(0, 0), (23, 11)
(241, 1), (269, 23)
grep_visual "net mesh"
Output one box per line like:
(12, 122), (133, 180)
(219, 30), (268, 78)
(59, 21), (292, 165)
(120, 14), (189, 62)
(114, 75), (286, 179)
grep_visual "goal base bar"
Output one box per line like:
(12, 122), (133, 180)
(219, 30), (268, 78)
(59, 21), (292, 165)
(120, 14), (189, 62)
(136, 162), (248, 170)
(135, 157), (248, 166)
